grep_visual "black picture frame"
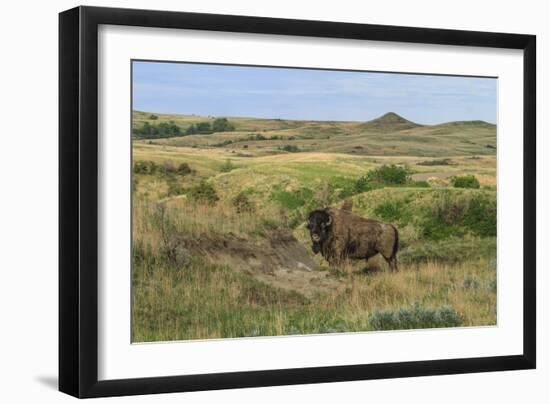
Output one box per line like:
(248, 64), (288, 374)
(59, 6), (536, 398)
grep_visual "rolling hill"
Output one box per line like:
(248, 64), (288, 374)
(132, 111), (496, 157)
(359, 112), (422, 132)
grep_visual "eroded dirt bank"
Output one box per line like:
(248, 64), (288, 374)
(176, 229), (339, 298)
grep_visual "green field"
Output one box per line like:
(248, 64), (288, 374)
(131, 111), (497, 342)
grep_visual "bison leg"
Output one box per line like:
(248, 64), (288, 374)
(380, 254), (398, 272)
(390, 257), (398, 272)
(327, 256), (341, 268)
(379, 227), (399, 272)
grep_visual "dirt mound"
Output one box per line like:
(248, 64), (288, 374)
(179, 229), (338, 297)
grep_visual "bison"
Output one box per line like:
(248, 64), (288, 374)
(307, 208), (399, 271)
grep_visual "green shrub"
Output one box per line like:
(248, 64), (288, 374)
(133, 121), (182, 139)
(421, 195), (466, 239)
(451, 175), (480, 189)
(431, 194), (468, 225)
(366, 164), (410, 185)
(220, 159), (236, 173)
(158, 161), (175, 174)
(369, 303), (462, 330)
(149, 114), (158, 120)
(271, 188), (313, 210)
(411, 180), (430, 188)
(185, 121), (214, 135)
(166, 178), (184, 196)
(461, 195), (496, 237)
(232, 192), (254, 213)
(270, 187), (319, 228)
(280, 144), (300, 153)
(328, 177), (356, 199)
(421, 192), (496, 240)
(133, 160), (159, 174)
(241, 187), (257, 195)
(326, 176), (377, 199)
(247, 133), (266, 141)
(133, 161), (148, 174)
(212, 118), (235, 132)
(421, 220), (462, 241)
(176, 162), (193, 175)
(187, 181), (219, 204)
(374, 200), (410, 223)
(185, 124), (196, 135)
(354, 176), (378, 193)
(134, 160), (193, 177)
(148, 161), (160, 174)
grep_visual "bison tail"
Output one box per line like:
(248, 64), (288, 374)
(391, 225), (399, 258)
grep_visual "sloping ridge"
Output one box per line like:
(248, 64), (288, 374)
(433, 120), (496, 129)
(361, 112), (422, 132)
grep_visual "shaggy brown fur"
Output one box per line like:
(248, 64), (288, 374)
(307, 208), (399, 271)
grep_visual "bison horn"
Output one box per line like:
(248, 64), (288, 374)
(326, 215), (332, 226)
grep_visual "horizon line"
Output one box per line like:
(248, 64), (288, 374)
(132, 109), (496, 126)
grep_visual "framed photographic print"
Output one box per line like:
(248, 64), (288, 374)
(59, 6), (536, 398)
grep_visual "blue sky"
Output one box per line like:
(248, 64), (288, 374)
(132, 61), (497, 125)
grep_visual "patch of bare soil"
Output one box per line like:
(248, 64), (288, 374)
(178, 229), (339, 298)
(411, 171), (463, 181)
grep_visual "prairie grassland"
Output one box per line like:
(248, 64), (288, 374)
(131, 112), (497, 342)
(133, 196), (495, 342)
(132, 244), (495, 342)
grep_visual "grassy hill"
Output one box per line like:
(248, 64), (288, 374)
(359, 111), (423, 132)
(132, 110), (496, 157)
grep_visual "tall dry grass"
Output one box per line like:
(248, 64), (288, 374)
(133, 195), (283, 247)
(132, 226), (496, 342)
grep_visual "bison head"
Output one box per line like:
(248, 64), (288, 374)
(307, 210), (332, 254)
